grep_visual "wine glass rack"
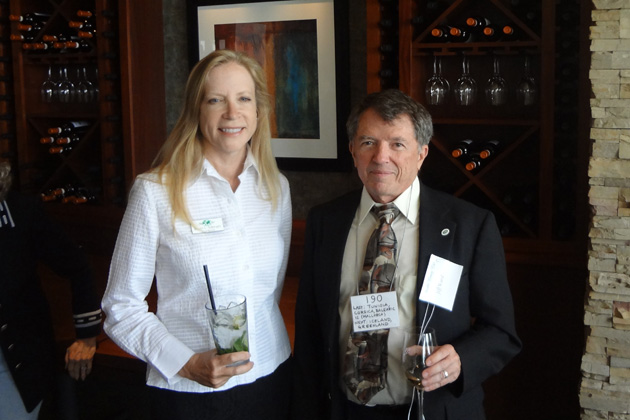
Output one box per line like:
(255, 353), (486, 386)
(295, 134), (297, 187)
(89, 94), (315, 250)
(382, 0), (590, 264)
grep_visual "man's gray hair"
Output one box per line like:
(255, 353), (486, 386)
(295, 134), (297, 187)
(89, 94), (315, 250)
(346, 89), (433, 148)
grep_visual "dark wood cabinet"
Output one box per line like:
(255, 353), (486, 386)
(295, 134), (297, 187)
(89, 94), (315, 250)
(369, 0), (589, 265)
(2, 0), (166, 253)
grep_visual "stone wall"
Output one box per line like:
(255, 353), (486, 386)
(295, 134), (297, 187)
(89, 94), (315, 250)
(581, 1), (630, 418)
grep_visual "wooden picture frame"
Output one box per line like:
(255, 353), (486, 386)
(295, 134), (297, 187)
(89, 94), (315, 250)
(187, 0), (351, 171)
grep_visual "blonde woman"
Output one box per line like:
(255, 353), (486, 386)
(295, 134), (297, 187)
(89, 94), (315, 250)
(102, 50), (292, 419)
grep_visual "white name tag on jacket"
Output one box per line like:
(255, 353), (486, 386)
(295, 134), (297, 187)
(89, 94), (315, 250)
(419, 254), (462, 311)
(350, 291), (400, 332)
(191, 218), (224, 233)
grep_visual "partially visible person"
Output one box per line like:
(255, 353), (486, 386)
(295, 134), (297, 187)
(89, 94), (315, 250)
(101, 49), (292, 420)
(293, 89), (521, 420)
(0, 160), (102, 420)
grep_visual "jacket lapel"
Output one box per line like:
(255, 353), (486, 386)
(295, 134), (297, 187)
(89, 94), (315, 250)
(417, 184), (457, 296)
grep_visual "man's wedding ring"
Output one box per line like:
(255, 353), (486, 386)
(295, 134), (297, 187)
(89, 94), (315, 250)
(443, 370), (448, 379)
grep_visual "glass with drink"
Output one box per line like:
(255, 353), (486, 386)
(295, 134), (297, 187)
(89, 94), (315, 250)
(206, 294), (249, 358)
(402, 326), (437, 420)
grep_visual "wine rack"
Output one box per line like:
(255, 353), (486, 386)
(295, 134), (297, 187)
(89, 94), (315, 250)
(8, 0), (123, 206)
(5, 0), (166, 253)
(0, 0), (17, 170)
(392, 0), (588, 263)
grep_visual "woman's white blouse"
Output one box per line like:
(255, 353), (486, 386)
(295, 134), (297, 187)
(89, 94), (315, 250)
(102, 153), (292, 393)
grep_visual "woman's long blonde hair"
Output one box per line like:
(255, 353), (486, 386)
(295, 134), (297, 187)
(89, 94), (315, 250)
(152, 49), (281, 225)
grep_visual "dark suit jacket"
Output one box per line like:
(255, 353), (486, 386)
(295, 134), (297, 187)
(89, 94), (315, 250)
(0, 191), (101, 412)
(293, 182), (521, 420)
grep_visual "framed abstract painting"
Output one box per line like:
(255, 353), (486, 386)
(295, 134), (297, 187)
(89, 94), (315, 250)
(187, 0), (351, 171)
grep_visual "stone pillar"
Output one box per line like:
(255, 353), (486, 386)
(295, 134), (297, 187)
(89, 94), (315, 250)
(582, 1), (630, 418)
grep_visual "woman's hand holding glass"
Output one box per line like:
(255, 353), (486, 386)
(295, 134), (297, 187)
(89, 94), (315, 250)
(178, 349), (253, 389)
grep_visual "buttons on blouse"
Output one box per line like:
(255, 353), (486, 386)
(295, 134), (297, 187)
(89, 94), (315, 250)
(0, 324), (8, 332)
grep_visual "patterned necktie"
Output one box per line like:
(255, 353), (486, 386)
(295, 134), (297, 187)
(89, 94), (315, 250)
(343, 203), (400, 404)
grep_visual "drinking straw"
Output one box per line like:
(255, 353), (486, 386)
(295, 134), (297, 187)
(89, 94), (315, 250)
(203, 265), (216, 310)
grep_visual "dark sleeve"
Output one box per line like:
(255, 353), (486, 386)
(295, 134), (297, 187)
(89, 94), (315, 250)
(292, 208), (329, 420)
(28, 196), (102, 338)
(451, 211), (522, 395)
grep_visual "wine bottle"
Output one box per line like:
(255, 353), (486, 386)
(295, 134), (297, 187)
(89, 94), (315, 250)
(10, 33), (34, 42)
(69, 19), (94, 31)
(429, 25), (452, 42)
(77, 10), (94, 19)
(465, 154), (482, 171)
(465, 16), (490, 33)
(47, 121), (90, 135)
(449, 27), (472, 42)
(451, 139), (473, 159)
(41, 188), (59, 202)
(49, 145), (73, 154)
(9, 13), (50, 24)
(481, 25), (502, 41)
(40, 136), (56, 144)
(72, 188), (97, 204)
(59, 185), (78, 204)
(17, 21), (45, 33)
(28, 41), (49, 53)
(479, 140), (499, 159)
(65, 39), (91, 52)
(78, 30), (95, 39)
(42, 34), (58, 43)
(52, 33), (77, 52)
(501, 25), (518, 40)
(55, 133), (81, 145)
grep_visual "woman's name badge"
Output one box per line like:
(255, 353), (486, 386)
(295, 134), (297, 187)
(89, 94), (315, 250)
(191, 218), (224, 233)
(350, 291), (400, 332)
(419, 254), (462, 311)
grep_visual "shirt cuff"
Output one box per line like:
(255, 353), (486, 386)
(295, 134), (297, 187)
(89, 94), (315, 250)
(148, 335), (196, 383)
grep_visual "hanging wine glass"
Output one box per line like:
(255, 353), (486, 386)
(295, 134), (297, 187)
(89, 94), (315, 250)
(425, 56), (450, 106)
(485, 55), (508, 106)
(75, 67), (89, 103)
(56, 66), (75, 103)
(40, 65), (56, 103)
(454, 55), (477, 106)
(516, 55), (537, 106)
(93, 67), (100, 102)
(75, 66), (95, 103)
